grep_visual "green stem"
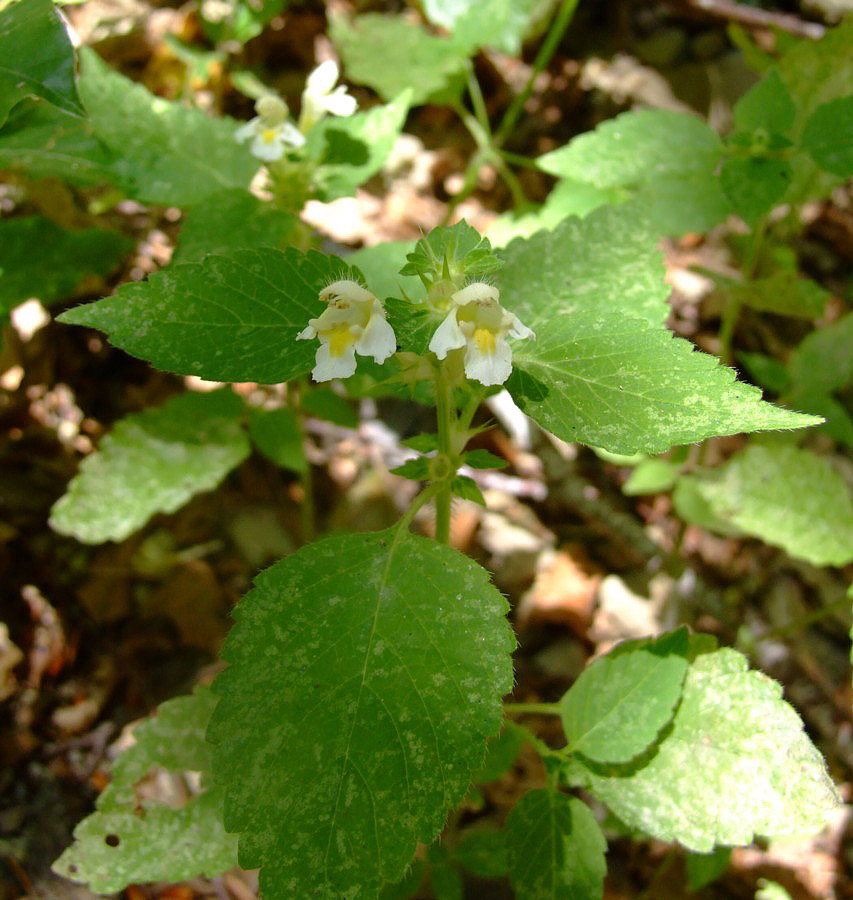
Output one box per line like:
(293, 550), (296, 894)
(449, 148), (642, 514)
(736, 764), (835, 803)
(503, 702), (561, 716)
(434, 365), (455, 544)
(467, 71), (492, 138)
(396, 481), (444, 535)
(494, 0), (580, 148)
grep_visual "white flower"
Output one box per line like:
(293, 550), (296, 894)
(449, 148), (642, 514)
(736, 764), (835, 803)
(297, 280), (396, 382)
(235, 95), (305, 162)
(428, 282), (534, 386)
(299, 60), (357, 132)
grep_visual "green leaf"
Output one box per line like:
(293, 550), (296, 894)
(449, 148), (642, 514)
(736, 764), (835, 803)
(331, 13), (469, 106)
(497, 206), (820, 455)
(0, 0), (83, 118)
(452, 827), (508, 877)
(505, 789), (606, 900)
(422, 0), (543, 55)
(77, 49), (258, 205)
(172, 189), (297, 264)
(567, 646), (840, 851)
(736, 352), (791, 395)
(391, 457), (431, 480)
(451, 474), (486, 506)
(402, 221), (503, 282)
(537, 110), (723, 187)
(52, 686), (238, 893)
(0, 216), (130, 316)
(733, 70), (795, 135)
(693, 443), (853, 567)
(380, 860), (425, 900)
(462, 449), (507, 470)
(685, 846), (731, 891)
(720, 156), (792, 228)
(560, 629), (689, 764)
(800, 95), (853, 178)
(58, 248), (358, 384)
(0, 101), (118, 185)
(430, 856), (464, 900)
(634, 172), (731, 237)
(622, 458), (679, 495)
(50, 390), (250, 544)
(302, 388), (359, 428)
(474, 723), (525, 783)
(402, 433), (439, 453)
(347, 240), (424, 303)
(728, 272), (829, 319)
(310, 91), (413, 200)
(672, 475), (742, 536)
(208, 529), (513, 896)
(248, 407), (306, 474)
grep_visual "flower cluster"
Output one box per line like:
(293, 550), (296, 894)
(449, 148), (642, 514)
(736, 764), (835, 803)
(297, 280), (396, 382)
(235, 61), (356, 163)
(429, 283), (535, 386)
(298, 279), (534, 388)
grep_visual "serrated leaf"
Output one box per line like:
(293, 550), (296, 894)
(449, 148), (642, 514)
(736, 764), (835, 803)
(505, 789), (606, 900)
(58, 248), (359, 383)
(475, 723), (525, 783)
(310, 90), (412, 200)
(737, 352), (791, 395)
(729, 271), (829, 319)
(567, 647), (840, 851)
(733, 70), (795, 135)
(622, 458), (679, 495)
(402, 433), (439, 453)
(172, 189), (296, 264)
(331, 13), (469, 105)
(402, 221), (503, 281)
(694, 443), (853, 567)
(391, 457), (431, 480)
(0, 101), (118, 185)
(77, 49), (258, 205)
(0, 216), (130, 316)
(496, 205), (820, 455)
(50, 390), (250, 544)
(0, 0), (83, 118)
(634, 172), (731, 236)
(248, 407), (306, 474)
(52, 686), (238, 893)
(452, 827), (508, 877)
(560, 629), (689, 764)
(720, 156), (792, 227)
(462, 449), (507, 470)
(208, 529), (514, 897)
(430, 857), (463, 900)
(422, 0), (543, 55)
(685, 847), (731, 891)
(672, 475), (742, 536)
(347, 240), (424, 303)
(451, 474), (485, 506)
(538, 110), (723, 187)
(800, 95), (853, 177)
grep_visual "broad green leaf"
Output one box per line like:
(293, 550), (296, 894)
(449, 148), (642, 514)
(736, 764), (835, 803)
(672, 475), (742, 536)
(505, 789), (606, 900)
(402, 221), (503, 282)
(737, 352), (791, 396)
(560, 629), (689, 763)
(422, 0), (544, 54)
(800, 95), (853, 177)
(452, 828), (508, 877)
(694, 443), (853, 567)
(310, 90), (412, 200)
(496, 206), (820, 454)
(58, 248), (358, 383)
(200, 0), (286, 47)
(788, 312), (853, 398)
(634, 172), (731, 236)
(0, 101), (118, 185)
(0, 216), (131, 316)
(567, 646), (840, 851)
(248, 407), (306, 474)
(0, 0), (83, 118)
(77, 49), (258, 205)
(685, 847), (731, 891)
(622, 458), (680, 495)
(451, 474), (486, 506)
(487, 178), (619, 246)
(474, 722), (525, 783)
(720, 156), (792, 227)
(50, 390), (250, 544)
(756, 880), (793, 900)
(52, 686), (238, 893)
(537, 110), (723, 187)
(380, 861), (425, 900)
(172, 189), (297, 264)
(208, 529), (514, 897)
(732, 70), (795, 135)
(330, 13), (469, 105)
(728, 271), (829, 319)
(430, 855), (463, 900)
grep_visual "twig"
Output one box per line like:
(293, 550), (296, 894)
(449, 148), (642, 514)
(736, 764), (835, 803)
(674, 0), (825, 40)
